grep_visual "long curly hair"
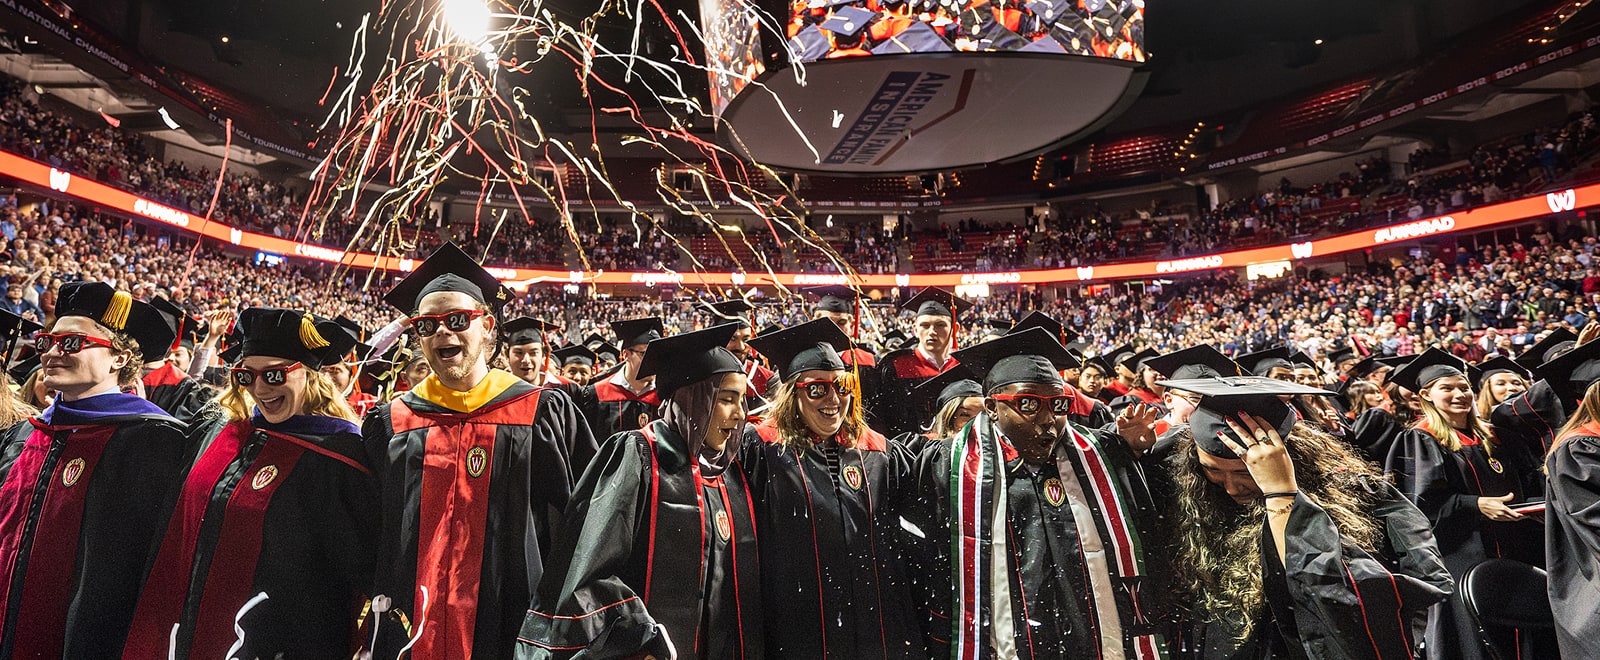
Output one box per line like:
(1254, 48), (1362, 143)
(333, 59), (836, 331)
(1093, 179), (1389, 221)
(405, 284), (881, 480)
(763, 370), (863, 453)
(1168, 422), (1388, 639)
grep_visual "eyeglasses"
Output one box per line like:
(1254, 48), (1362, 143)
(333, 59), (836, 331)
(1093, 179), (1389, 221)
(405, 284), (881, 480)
(35, 332), (114, 355)
(991, 393), (1072, 416)
(407, 309), (486, 337)
(797, 379), (852, 400)
(231, 362), (304, 387)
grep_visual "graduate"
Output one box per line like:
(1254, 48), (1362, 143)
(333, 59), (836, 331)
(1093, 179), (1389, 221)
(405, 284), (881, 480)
(741, 319), (923, 658)
(899, 328), (1175, 659)
(1383, 348), (1550, 660)
(1077, 353), (1114, 402)
(123, 308), (378, 659)
(1159, 376), (1452, 659)
(519, 324), (761, 659)
(561, 316), (665, 443)
(502, 316), (566, 386)
(1542, 354), (1600, 658)
(144, 295), (222, 423)
(912, 365), (983, 441)
(874, 287), (972, 436)
(553, 344), (597, 386)
(328, 316), (383, 416)
(0, 281), (190, 657)
(1007, 311), (1114, 429)
(362, 243), (598, 660)
(805, 285), (879, 367)
(1106, 347), (1163, 413)
(702, 298), (776, 409)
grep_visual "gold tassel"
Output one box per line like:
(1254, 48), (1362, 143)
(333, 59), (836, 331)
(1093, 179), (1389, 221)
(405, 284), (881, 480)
(299, 315), (330, 350)
(100, 290), (132, 331)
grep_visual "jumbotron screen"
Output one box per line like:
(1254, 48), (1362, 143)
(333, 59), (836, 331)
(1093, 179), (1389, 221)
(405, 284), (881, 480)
(785, 0), (1146, 64)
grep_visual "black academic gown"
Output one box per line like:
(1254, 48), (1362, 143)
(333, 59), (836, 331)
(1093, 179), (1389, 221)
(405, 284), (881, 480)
(518, 421), (763, 660)
(1491, 379), (1568, 501)
(872, 348), (955, 437)
(1178, 482), (1453, 659)
(123, 414), (379, 660)
(0, 393), (190, 659)
(1544, 427), (1600, 659)
(363, 375), (596, 660)
(560, 379), (660, 464)
(143, 361), (219, 424)
(900, 414), (1177, 659)
(1385, 427), (1546, 660)
(1347, 408), (1402, 466)
(741, 422), (922, 659)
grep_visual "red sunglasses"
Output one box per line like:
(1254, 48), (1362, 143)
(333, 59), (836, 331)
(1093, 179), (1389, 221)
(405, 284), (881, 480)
(796, 379), (852, 400)
(35, 332), (115, 355)
(407, 309), (486, 337)
(231, 362), (304, 387)
(990, 393), (1072, 416)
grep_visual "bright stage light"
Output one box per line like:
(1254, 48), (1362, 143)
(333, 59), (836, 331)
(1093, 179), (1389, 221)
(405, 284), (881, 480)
(442, 0), (491, 46)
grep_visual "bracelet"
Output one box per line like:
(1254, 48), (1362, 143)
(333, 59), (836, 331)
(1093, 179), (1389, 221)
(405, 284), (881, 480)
(1261, 491), (1298, 500)
(1265, 502), (1293, 516)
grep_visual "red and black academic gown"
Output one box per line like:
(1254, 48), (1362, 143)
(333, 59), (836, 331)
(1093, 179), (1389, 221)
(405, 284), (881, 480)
(1385, 426), (1551, 660)
(873, 348), (957, 437)
(741, 422), (923, 658)
(364, 372), (597, 660)
(1064, 383), (1115, 430)
(0, 392), (190, 658)
(143, 361), (218, 424)
(1177, 483), (1453, 659)
(560, 376), (660, 448)
(1491, 378), (1568, 500)
(349, 391), (381, 418)
(518, 420), (762, 660)
(1544, 423), (1600, 658)
(1107, 387), (1163, 416)
(123, 413), (378, 660)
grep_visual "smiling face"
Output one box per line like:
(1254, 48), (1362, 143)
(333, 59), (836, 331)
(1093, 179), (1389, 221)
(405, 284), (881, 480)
(1485, 372), (1527, 405)
(703, 371), (749, 452)
(507, 342), (545, 383)
(794, 368), (849, 438)
(320, 362), (353, 392)
(40, 316), (130, 400)
(1422, 374), (1475, 421)
(414, 291), (495, 390)
(240, 355), (308, 424)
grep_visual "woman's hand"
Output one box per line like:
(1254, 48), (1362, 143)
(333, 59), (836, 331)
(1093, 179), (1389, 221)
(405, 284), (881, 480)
(1116, 403), (1160, 455)
(1477, 493), (1527, 522)
(1220, 413), (1298, 494)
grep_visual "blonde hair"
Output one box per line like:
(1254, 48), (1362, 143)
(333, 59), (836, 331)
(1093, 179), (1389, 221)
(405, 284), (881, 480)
(1415, 391), (1495, 454)
(1474, 372), (1527, 420)
(1554, 380), (1600, 455)
(762, 370), (864, 453)
(0, 372), (37, 428)
(216, 366), (358, 424)
(19, 370), (47, 409)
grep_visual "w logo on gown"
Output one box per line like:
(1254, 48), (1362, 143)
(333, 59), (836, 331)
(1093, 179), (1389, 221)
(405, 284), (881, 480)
(61, 458), (85, 487)
(715, 510), (732, 541)
(843, 465), (863, 490)
(466, 446), (488, 478)
(1043, 477), (1066, 507)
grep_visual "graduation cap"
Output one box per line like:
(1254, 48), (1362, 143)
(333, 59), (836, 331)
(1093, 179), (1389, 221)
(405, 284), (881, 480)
(236, 308), (359, 370)
(335, 316), (367, 343)
(1164, 376), (1333, 459)
(901, 288), (973, 318)
(149, 296), (203, 351)
(583, 333), (610, 350)
(1470, 356), (1530, 386)
(1126, 347), (1160, 373)
(217, 325), (245, 365)
(1376, 355), (1415, 370)
(820, 5), (876, 38)
(912, 364), (983, 414)
(1388, 348), (1468, 393)
(1006, 311), (1079, 346)
(553, 344), (597, 368)
(871, 21), (953, 54)
(1534, 338), (1600, 404)
(745, 319), (851, 382)
(8, 353), (38, 384)
(700, 298), (755, 329)
(1516, 327), (1579, 370)
(951, 327), (1077, 394)
(502, 317), (558, 346)
(805, 285), (862, 314)
(1101, 344), (1137, 371)
(611, 317), (666, 348)
(1328, 346), (1358, 367)
(1144, 345), (1243, 381)
(1025, 0), (1073, 24)
(1346, 356), (1389, 380)
(1019, 35), (1069, 54)
(54, 282), (175, 363)
(1236, 346), (1295, 377)
(882, 329), (910, 349)
(1289, 351), (1318, 370)
(0, 309), (41, 367)
(637, 323), (744, 398)
(595, 344), (620, 364)
(382, 242), (513, 314)
(788, 24), (832, 62)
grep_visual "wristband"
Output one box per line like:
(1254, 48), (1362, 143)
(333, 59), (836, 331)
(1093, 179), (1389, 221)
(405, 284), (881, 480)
(1261, 491), (1298, 500)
